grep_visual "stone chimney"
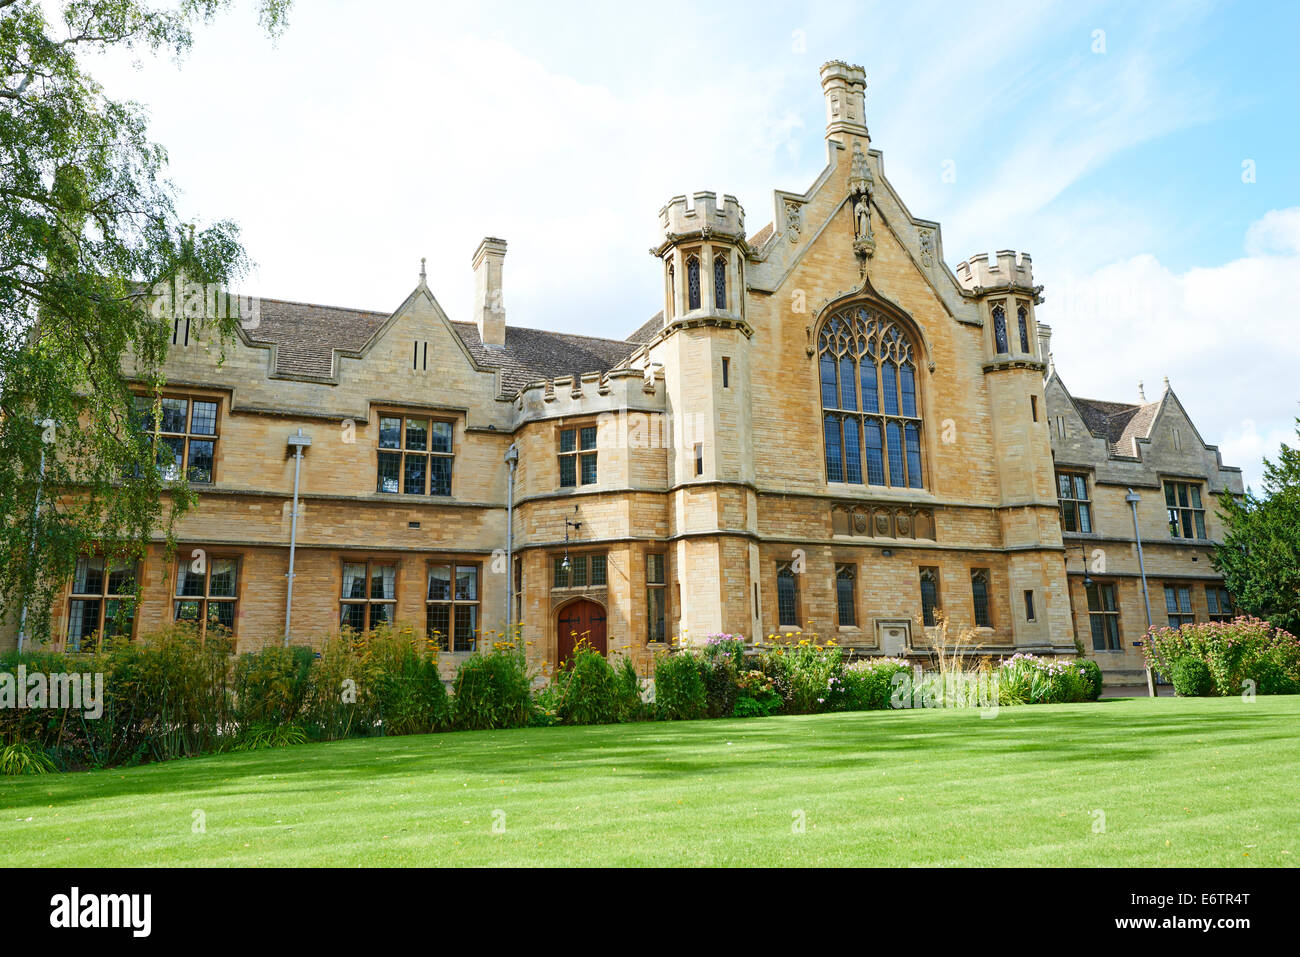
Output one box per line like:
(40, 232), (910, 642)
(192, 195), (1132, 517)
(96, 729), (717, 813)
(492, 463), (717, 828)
(472, 237), (507, 348)
(1037, 321), (1052, 369)
(820, 60), (869, 144)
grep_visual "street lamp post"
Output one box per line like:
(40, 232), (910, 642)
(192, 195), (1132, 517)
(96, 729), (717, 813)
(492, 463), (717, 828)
(504, 443), (518, 647)
(284, 429), (312, 645)
(1127, 488), (1157, 698)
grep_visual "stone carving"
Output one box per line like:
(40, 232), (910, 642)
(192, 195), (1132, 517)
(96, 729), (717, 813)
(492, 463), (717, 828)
(848, 141), (875, 267)
(785, 200), (803, 243)
(832, 502), (936, 541)
(919, 228), (935, 268)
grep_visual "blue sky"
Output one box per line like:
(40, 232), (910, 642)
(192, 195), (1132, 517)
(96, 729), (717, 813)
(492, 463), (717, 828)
(84, 0), (1299, 489)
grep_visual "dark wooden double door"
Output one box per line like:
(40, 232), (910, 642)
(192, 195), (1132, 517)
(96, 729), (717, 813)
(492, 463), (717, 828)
(557, 599), (607, 667)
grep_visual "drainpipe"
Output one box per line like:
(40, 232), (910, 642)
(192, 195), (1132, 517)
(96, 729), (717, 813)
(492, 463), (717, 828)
(1127, 488), (1157, 698)
(284, 429), (312, 644)
(16, 426), (47, 654)
(504, 443), (519, 650)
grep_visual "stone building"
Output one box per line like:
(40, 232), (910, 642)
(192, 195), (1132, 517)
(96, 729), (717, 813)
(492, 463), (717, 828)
(1043, 364), (1244, 684)
(6, 61), (1242, 683)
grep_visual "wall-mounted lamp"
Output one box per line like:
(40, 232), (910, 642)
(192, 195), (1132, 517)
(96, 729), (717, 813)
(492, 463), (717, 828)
(562, 506), (581, 570)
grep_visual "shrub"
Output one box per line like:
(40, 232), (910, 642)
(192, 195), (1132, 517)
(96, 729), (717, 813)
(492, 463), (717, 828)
(700, 656), (739, 718)
(364, 630), (448, 736)
(733, 691), (782, 718)
(0, 740), (56, 775)
(614, 655), (651, 722)
(529, 683), (562, 727)
(1145, 617), (1300, 697)
(234, 645), (314, 731)
(451, 648), (532, 730)
(731, 669), (781, 718)
(996, 654), (1093, 705)
(1171, 657), (1214, 697)
(303, 636), (376, 740)
(758, 636), (844, 714)
(554, 644), (623, 725)
(1076, 659), (1105, 701)
(843, 658), (912, 711)
(654, 650), (707, 720)
(231, 722), (309, 751)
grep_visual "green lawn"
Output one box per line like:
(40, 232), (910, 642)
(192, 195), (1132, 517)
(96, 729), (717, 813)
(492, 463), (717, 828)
(2, 696), (1297, 866)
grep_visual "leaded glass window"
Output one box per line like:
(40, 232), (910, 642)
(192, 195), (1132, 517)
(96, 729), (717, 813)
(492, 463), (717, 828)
(818, 307), (924, 488)
(992, 303), (1008, 355)
(686, 256), (701, 311)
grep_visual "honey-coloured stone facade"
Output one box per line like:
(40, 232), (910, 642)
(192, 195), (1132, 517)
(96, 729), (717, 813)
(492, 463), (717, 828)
(5, 60), (1242, 686)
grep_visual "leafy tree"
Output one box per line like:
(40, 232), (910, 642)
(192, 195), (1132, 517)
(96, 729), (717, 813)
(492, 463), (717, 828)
(1, 0), (291, 647)
(1214, 419), (1300, 635)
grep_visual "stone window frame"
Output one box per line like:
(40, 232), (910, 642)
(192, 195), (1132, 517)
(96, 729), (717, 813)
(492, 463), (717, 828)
(173, 552), (242, 642)
(1164, 480), (1208, 540)
(712, 248), (728, 310)
(1163, 583), (1196, 628)
(1086, 580), (1122, 651)
(67, 555), (139, 651)
(1056, 470), (1094, 534)
(426, 559), (480, 653)
(131, 391), (222, 485)
(646, 552), (667, 644)
(970, 567), (993, 630)
(776, 561), (800, 628)
(817, 303), (926, 490)
(552, 551), (608, 590)
(919, 566), (941, 627)
(685, 253), (702, 311)
(990, 301), (1009, 356)
(339, 557), (400, 634)
(834, 563), (857, 628)
(1206, 584), (1234, 622)
(376, 411), (454, 497)
(558, 423), (598, 488)
(1016, 301), (1032, 354)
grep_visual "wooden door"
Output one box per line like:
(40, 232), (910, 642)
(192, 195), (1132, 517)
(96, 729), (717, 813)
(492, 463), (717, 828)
(556, 599), (607, 667)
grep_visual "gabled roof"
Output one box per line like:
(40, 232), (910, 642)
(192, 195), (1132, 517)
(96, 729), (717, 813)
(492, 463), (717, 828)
(239, 293), (639, 397)
(247, 297), (391, 378)
(451, 321), (639, 396)
(1047, 364), (1164, 459)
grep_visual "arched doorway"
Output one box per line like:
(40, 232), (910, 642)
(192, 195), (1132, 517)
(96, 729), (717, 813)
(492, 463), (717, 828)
(556, 599), (607, 667)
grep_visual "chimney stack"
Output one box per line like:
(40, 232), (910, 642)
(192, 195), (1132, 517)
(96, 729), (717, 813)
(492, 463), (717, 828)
(819, 61), (869, 144)
(472, 237), (507, 348)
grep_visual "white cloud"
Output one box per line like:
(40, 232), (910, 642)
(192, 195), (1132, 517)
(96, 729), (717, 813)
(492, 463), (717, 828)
(1040, 207), (1300, 492)
(1218, 420), (1296, 495)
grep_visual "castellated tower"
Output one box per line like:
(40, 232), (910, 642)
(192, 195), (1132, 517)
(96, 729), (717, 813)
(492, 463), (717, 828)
(956, 251), (1071, 651)
(649, 192), (758, 642)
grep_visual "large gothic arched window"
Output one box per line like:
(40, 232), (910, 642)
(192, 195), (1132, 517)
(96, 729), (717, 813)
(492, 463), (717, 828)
(818, 306), (924, 489)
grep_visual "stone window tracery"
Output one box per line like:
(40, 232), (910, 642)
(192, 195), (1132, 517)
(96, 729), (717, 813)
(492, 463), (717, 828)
(818, 306), (924, 489)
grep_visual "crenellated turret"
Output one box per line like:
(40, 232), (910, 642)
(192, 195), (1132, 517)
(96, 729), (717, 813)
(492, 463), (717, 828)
(957, 250), (1044, 364)
(652, 192), (748, 324)
(956, 250), (1039, 296)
